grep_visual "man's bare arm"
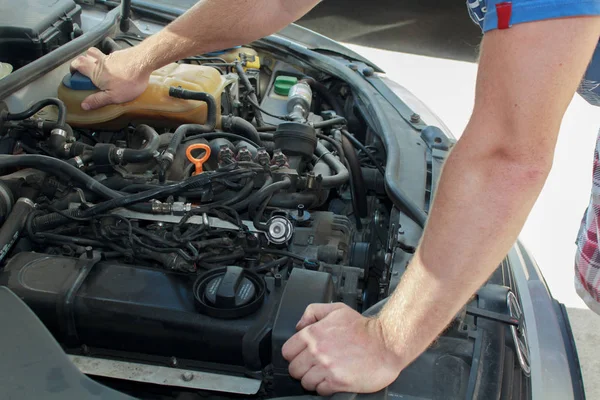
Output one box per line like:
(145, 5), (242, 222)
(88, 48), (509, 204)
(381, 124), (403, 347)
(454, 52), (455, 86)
(71, 0), (320, 110)
(379, 16), (600, 372)
(282, 16), (600, 395)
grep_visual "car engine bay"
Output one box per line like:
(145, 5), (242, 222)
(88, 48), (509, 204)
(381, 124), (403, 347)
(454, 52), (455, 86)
(0, 3), (533, 399)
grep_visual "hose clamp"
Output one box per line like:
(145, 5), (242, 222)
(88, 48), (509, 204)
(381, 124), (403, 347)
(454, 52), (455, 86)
(51, 128), (67, 138)
(73, 156), (84, 169)
(115, 148), (125, 163)
(17, 198), (35, 208)
(161, 152), (174, 163)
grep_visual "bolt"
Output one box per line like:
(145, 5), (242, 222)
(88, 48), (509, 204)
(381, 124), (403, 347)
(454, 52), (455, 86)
(362, 66), (374, 77)
(170, 357), (178, 367)
(181, 372), (194, 381)
(85, 246), (93, 259)
(297, 204), (305, 218)
(410, 113), (421, 123)
(348, 63), (358, 71)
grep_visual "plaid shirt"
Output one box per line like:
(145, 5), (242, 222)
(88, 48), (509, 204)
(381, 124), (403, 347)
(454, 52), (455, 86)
(576, 130), (600, 313)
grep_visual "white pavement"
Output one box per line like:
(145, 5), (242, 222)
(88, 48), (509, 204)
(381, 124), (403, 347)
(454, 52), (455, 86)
(344, 43), (600, 398)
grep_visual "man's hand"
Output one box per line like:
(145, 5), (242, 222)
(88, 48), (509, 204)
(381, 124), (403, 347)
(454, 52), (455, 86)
(281, 303), (404, 396)
(70, 47), (150, 111)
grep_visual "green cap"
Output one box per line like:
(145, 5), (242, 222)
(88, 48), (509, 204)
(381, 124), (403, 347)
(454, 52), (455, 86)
(274, 75), (298, 96)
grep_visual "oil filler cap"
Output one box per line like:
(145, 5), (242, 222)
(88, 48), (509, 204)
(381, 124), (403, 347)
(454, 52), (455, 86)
(193, 266), (266, 319)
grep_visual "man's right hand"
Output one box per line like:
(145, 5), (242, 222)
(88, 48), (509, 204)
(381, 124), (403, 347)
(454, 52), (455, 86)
(70, 47), (150, 111)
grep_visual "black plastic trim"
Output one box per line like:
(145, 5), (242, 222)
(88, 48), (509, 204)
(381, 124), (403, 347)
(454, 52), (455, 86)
(0, 8), (120, 100)
(554, 300), (586, 400)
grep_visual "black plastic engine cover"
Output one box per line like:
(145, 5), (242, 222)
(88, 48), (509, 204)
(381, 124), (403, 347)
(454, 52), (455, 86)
(0, 0), (82, 68)
(0, 252), (334, 372)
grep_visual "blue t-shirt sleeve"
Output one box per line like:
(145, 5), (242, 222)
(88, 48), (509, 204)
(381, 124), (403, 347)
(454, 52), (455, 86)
(466, 0), (600, 106)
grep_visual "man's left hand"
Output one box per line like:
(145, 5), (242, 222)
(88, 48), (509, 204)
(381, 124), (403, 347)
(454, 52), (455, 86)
(281, 303), (404, 396)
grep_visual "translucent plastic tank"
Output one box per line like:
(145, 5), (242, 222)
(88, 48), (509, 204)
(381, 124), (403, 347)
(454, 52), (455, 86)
(57, 63), (232, 129)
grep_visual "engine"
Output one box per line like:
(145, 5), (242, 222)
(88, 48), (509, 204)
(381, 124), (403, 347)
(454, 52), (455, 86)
(0, 44), (392, 398)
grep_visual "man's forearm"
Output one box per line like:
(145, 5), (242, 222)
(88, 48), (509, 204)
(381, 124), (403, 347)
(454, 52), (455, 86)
(130, 0), (320, 74)
(377, 128), (549, 367)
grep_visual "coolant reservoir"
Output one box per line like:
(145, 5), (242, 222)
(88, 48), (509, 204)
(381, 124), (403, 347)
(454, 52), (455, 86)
(58, 63), (232, 129)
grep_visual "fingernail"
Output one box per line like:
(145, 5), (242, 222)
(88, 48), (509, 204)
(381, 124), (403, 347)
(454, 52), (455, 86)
(81, 103), (90, 111)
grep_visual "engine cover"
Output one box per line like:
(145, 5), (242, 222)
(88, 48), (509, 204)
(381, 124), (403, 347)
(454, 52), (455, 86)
(0, 252), (334, 371)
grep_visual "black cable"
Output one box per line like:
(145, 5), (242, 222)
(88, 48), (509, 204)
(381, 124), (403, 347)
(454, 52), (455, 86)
(245, 96), (290, 121)
(254, 256), (289, 273)
(259, 248), (306, 263)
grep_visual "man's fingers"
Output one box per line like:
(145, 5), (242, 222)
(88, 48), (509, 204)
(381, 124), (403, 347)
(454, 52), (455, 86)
(82, 91), (113, 111)
(70, 55), (96, 78)
(315, 380), (336, 397)
(300, 366), (327, 392)
(281, 330), (309, 362)
(85, 47), (106, 59)
(288, 348), (315, 380)
(296, 303), (345, 331)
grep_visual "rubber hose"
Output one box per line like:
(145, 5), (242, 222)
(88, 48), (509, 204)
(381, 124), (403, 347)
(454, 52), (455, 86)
(0, 198), (35, 264)
(4, 98), (67, 129)
(301, 77), (345, 117)
(0, 154), (121, 200)
(235, 62), (264, 127)
(341, 135), (368, 218)
(161, 88), (218, 178)
(221, 115), (263, 146)
(313, 117), (347, 130)
(121, 124), (160, 163)
(251, 177), (292, 231)
(314, 142), (349, 188)
(219, 178), (255, 206)
(101, 37), (122, 53)
(231, 176), (273, 212)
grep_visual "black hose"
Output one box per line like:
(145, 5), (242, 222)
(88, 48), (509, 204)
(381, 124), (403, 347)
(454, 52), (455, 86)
(218, 178), (254, 206)
(251, 177), (292, 231)
(314, 142), (349, 188)
(340, 129), (385, 176)
(313, 117), (347, 130)
(101, 37), (122, 53)
(235, 62), (265, 127)
(301, 77), (345, 117)
(121, 124), (160, 164)
(221, 115), (262, 146)
(0, 198), (35, 264)
(161, 88), (218, 179)
(4, 98), (67, 129)
(341, 135), (368, 218)
(0, 154), (121, 200)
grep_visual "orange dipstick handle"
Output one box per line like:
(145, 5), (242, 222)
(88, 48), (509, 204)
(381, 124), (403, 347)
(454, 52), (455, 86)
(186, 143), (211, 175)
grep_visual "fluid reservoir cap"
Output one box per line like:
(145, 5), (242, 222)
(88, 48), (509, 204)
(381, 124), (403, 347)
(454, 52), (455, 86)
(193, 266), (266, 319)
(62, 72), (98, 91)
(274, 75), (298, 96)
(205, 266), (256, 308)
